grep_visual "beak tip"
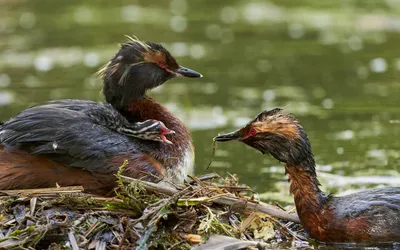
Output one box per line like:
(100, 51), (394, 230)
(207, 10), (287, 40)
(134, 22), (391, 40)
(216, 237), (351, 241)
(213, 135), (227, 142)
(176, 66), (202, 78)
(213, 130), (241, 142)
(161, 136), (173, 144)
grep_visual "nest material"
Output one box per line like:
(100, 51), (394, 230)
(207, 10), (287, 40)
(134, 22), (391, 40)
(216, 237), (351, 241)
(0, 166), (308, 250)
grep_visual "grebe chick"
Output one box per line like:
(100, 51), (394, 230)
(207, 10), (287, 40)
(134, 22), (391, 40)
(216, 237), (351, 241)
(31, 99), (175, 143)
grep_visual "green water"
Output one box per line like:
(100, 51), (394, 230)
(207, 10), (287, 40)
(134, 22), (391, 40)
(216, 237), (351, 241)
(1, 0), (400, 243)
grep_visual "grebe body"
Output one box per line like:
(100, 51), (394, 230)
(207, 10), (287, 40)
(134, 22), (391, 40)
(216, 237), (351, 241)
(214, 108), (400, 243)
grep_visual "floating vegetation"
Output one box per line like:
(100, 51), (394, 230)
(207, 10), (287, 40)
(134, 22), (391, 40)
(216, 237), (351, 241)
(0, 168), (305, 249)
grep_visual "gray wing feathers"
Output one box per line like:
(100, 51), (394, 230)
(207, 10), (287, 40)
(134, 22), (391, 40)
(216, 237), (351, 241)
(0, 100), (140, 172)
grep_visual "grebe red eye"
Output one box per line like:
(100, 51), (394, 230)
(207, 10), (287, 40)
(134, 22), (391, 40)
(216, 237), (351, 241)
(158, 61), (166, 67)
(249, 128), (257, 137)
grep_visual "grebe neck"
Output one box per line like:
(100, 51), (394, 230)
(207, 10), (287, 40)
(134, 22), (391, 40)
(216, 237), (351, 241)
(285, 156), (328, 230)
(123, 96), (190, 140)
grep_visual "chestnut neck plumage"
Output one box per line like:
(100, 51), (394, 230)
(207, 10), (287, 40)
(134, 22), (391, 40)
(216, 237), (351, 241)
(125, 97), (194, 182)
(284, 146), (328, 233)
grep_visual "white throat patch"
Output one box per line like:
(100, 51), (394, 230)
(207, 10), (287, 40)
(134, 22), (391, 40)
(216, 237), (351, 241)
(166, 145), (194, 183)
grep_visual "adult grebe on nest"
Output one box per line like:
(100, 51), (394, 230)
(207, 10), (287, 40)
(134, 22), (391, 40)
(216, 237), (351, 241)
(0, 37), (202, 195)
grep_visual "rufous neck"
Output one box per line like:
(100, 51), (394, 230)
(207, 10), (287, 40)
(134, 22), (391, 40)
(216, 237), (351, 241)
(285, 162), (326, 215)
(285, 162), (331, 240)
(122, 96), (194, 183)
(123, 96), (191, 145)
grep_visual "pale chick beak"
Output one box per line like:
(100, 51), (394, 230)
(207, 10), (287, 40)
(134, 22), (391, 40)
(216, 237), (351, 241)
(161, 129), (175, 144)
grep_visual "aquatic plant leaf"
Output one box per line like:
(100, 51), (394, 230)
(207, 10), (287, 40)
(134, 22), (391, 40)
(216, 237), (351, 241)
(249, 213), (275, 241)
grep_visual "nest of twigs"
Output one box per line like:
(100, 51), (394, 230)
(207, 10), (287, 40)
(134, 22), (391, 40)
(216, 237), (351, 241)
(0, 162), (308, 250)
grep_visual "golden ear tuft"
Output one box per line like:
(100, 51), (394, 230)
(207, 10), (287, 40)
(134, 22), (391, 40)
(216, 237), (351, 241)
(124, 35), (151, 52)
(95, 61), (123, 79)
(95, 61), (111, 78)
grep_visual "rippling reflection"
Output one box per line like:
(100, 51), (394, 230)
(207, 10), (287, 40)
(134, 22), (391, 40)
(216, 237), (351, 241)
(1, 1), (400, 211)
